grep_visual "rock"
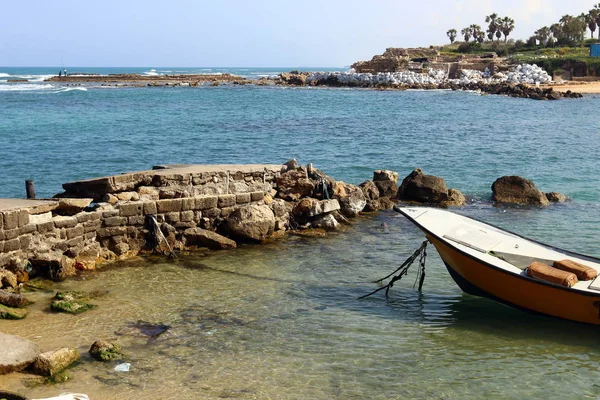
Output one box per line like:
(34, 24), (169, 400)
(270, 199), (290, 231)
(378, 197), (397, 210)
(89, 340), (123, 361)
(33, 347), (80, 377)
(397, 168), (450, 204)
(115, 191), (140, 201)
(57, 198), (93, 214)
(359, 180), (380, 201)
(0, 304), (27, 320)
(0, 269), (18, 289)
(0, 333), (40, 374)
(50, 291), (96, 314)
(545, 192), (569, 203)
(311, 214), (340, 230)
(373, 170), (399, 198)
(491, 176), (550, 206)
(30, 252), (76, 281)
(445, 188), (467, 206)
(0, 290), (30, 308)
(184, 228), (237, 250)
(221, 204), (275, 242)
(333, 182), (366, 217)
(276, 169), (315, 201)
(103, 193), (119, 204)
(293, 198), (341, 218)
(279, 72), (309, 85)
(363, 200), (380, 212)
(283, 159), (299, 171)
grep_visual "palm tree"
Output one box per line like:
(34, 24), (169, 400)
(499, 17), (515, 42)
(461, 27), (473, 42)
(535, 26), (551, 45)
(485, 13), (499, 41)
(470, 24), (483, 42)
(447, 29), (457, 44)
(595, 4), (600, 38)
(586, 9), (598, 39)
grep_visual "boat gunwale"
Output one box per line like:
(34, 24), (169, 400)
(396, 206), (600, 297)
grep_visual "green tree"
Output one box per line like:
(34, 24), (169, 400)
(447, 29), (457, 44)
(535, 26), (551, 45)
(470, 24), (483, 43)
(586, 9), (598, 39)
(485, 13), (499, 41)
(499, 17), (515, 42)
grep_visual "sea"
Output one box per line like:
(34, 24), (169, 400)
(1, 66), (600, 399)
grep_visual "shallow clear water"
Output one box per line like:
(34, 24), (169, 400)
(1, 73), (600, 399)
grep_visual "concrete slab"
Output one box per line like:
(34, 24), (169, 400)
(0, 332), (41, 374)
(0, 199), (59, 214)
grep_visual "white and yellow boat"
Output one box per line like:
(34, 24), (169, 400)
(397, 207), (600, 325)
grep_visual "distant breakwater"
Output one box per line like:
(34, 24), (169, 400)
(278, 70), (583, 100)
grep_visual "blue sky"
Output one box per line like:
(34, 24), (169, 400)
(0, 0), (596, 67)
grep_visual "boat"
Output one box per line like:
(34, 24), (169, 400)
(395, 206), (600, 325)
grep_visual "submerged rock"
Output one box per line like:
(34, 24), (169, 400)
(115, 320), (171, 340)
(0, 304), (27, 320)
(545, 192), (569, 203)
(491, 176), (550, 206)
(184, 228), (237, 250)
(0, 333), (40, 375)
(50, 291), (96, 314)
(89, 340), (124, 362)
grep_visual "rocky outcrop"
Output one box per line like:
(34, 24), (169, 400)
(373, 170), (399, 198)
(293, 198), (340, 219)
(397, 168), (466, 206)
(221, 204), (275, 242)
(0, 333), (40, 374)
(359, 180), (380, 211)
(279, 71), (309, 86)
(545, 192), (569, 203)
(276, 168), (315, 201)
(351, 47), (439, 73)
(333, 182), (367, 217)
(184, 228), (237, 250)
(33, 347), (80, 376)
(491, 176), (550, 206)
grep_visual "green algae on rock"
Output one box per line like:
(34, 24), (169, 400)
(50, 291), (96, 314)
(0, 304), (27, 320)
(89, 340), (124, 361)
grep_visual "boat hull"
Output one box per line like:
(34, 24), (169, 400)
(428, 235), (600, 325)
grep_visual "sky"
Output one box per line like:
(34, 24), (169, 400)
(0, 0), (597, 67)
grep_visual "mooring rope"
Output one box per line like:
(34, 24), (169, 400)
(148, 215), (177, 259)
(358, 240), (428, 299)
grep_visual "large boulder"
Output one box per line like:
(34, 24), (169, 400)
(222, 204), (275, 242)
(359, 180), (380, 211)
(0, 333), (40, 374)
(269, 198), (291, 231)
(492, 176), (550, 206)
(184, 228), (237, 250)
(293, 198), (340, 219)
(398, 168), (457, 204)
(373, 170), (399, 198)
(276, 169), (315, 201)
(333, 182), (366, 217)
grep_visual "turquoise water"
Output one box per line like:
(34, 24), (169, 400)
(2, 68), (600, 399)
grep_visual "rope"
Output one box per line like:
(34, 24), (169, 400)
(358, 240), (428, 299)
(147, 215), (177, 259)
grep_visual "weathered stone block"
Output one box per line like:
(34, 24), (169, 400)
(119, 202), (144, 217)
(84, 232), (96, 240)
(19, 235), (31, 251)
(66, 237), (84, 248)
(53, 216), (78, 229)
(102, 209), (120, 218)
(83, 219), (102, 233)
(193, 211), (203, 223)
(250, 191), (264, 202)
(175, 221), (196, 229)
(74, 212), (92, 224)
(97, 227), (128, 238)
(90, 211), (101, 221)
(166, 212), (180, 223)
(4, 239), (20, 252)
(181, 210), (194, 222)
(221, 207), (235, 218)
(157, 199), (183, 213)
(236, 193), (251, 204)
(103, 216), (126, 227)
(33, 347), (80, 377)
(128, 216), (146, 225)
(3, 211), (19, 230)
(4, 229), (19, 240)
(196, 196), (218, 210)
(17, 210), (29, 227)
(29, 212), (53, 225)
(37, 221), (55, 233)
(143, 201), (158, 215)
(204, 208), (221, 219)
(0, 242), (3, 253)
(218, 194), (236, 208)
(181, 198), (196, 211)
(18, 224), (36, 235)
(66, 225), (84, 239)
